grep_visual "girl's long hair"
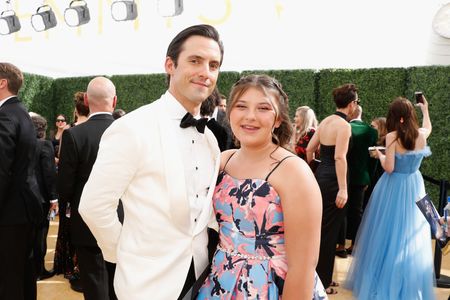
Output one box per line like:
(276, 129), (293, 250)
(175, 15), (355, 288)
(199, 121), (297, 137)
(386, 97), (419, 150)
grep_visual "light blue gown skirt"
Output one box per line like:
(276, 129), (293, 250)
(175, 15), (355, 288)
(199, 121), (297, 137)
(345, 147), (435, 300)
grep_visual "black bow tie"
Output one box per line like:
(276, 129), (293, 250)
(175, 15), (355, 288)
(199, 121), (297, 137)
(179, 112), (208, 134)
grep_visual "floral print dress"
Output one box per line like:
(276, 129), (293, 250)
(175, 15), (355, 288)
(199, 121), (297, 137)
(197, 161), (327, 300)
(294, 128), (316, 161)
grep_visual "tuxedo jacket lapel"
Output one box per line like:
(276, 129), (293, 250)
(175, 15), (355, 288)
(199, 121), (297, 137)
(157, 102), (191, 234)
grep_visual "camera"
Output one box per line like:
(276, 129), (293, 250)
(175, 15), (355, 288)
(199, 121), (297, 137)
(414, 91), (424, 104)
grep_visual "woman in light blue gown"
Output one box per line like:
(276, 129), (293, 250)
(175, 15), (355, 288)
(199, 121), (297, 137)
(345, 96), (435, 300)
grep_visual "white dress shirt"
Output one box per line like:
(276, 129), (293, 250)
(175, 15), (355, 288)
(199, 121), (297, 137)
(165, 93), (215, 230)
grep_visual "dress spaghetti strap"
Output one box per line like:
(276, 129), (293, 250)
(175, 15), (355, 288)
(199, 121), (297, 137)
(222, 150), (238, 173)
(265, 156), (295, 181)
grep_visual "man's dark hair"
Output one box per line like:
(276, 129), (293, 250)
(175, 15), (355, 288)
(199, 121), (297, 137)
(31, 114), (48, 139)
(200, 87), (221, 116)
(0, 62), (23, 95)
(332, 83), (358, 108)
(112, 108), (126, 120)
(166, 24), (224, 84)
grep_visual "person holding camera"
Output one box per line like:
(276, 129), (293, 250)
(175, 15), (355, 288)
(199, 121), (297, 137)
(345, 95), (434, 299)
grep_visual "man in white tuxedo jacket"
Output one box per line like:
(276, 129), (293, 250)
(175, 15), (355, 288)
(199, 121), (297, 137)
(79, 24), (224, 299)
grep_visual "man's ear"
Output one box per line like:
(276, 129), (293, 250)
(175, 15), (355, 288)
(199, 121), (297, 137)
(84, 93), (89, 107)
(0, 78), (7, 90)
(112, 96), (117, 109)
(164, 56), (175, 74)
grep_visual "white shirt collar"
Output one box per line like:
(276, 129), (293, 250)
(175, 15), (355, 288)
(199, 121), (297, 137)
(164, 91), (201, 120)
(0, 95), (16, 108)
(349, 118), (362, 122)
(88, 112), (112, 119)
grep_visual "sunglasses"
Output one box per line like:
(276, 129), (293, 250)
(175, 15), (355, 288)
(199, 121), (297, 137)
(56, 119), (66, 122)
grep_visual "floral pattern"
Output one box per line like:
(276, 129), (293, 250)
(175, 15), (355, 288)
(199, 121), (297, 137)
(197, 171), (327, 299)
(294, 129), (316, 161)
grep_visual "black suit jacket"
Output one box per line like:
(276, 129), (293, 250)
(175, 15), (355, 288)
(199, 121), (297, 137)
(58, 113), (114, 246)
(212, 110), (235, 151)
(35, 139), (58, 218)
(0, 97), (43, 225)
(206, 119), (230, 152)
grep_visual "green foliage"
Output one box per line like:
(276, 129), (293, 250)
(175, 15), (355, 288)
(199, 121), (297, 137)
(316, 68), (406, 122)
(216, 71), (241, 99)
(406, 66), (450, 205)
(110, 73), (167, 113)
(20, 73), (54, 126)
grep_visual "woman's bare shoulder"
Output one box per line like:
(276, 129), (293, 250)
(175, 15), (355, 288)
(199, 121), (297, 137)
(220, 149), (238, 169)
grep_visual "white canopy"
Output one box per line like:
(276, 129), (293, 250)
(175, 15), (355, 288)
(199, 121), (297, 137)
(1, 0), (448, 78)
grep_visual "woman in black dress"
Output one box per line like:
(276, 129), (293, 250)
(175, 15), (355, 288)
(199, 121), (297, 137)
(306, 83), (359, 295)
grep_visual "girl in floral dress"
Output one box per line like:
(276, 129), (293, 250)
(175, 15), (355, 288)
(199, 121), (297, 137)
(198, 75), (327, 300)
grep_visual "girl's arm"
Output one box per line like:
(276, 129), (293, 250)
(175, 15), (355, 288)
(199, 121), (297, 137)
(377, 132), (396, 173)
(306, 126), (320, 164)
(275, 158), (322, 300)
(418, 96), (432, 139)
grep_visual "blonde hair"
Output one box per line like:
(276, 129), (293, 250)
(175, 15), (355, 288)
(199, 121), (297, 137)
(295, 106), (318, 138)
(372, 117), (387, 146)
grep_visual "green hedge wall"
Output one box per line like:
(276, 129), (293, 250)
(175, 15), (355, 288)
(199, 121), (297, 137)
(406, 66), (450, 203)
(216, 71), (241, 98)
(20, 73), (54, 128)
(19, 66), (450, 204)
(316, 68), (407, 121)
(110, 73), (167, 113)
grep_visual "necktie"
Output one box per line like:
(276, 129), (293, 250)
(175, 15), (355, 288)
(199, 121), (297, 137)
(179, 112), (208, 134)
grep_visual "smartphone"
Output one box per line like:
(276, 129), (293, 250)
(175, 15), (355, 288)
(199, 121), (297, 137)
(368, 146), (386, 154)
(415, 91), (424, 104)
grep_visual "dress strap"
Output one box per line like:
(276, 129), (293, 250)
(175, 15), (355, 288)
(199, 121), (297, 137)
(334, 111), (348, 121)
(265, 156), (295, 181)
(222, 150), (238, 173)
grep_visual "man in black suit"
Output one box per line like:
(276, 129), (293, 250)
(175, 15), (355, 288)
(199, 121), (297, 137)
(30, 113), (59, 281)
(58, 77), (118, 300)
(0, 62), (43, 300)
(200, 88), (234, 151)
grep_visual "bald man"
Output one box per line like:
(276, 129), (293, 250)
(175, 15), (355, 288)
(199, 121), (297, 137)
(58, 77), (118, 300)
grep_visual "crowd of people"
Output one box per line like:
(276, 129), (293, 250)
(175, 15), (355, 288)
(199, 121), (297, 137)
(0, 22), (445, 300)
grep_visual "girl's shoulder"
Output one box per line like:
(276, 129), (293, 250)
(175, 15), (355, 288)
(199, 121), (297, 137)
(220, 149), (238, 169)
(386, 131), (397, 139)
(271, 149), (307, 175)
